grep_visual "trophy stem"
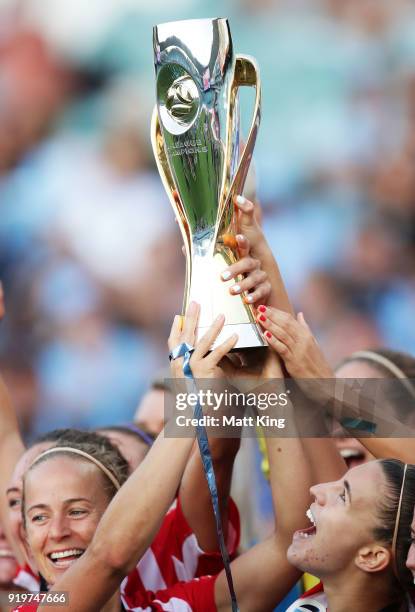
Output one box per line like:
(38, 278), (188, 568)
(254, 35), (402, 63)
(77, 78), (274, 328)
(184, 236), (265, 350)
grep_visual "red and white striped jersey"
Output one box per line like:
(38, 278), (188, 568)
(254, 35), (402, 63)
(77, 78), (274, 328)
(120, 496), (239, 608)
(13, 575), (218, 612)
(121, 574), (217, 611)
(13, 563), (41, 592)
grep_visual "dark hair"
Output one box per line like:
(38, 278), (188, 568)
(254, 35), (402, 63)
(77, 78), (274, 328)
(22, 432), (129, 524)
(374, 459), (415, 597)
(96, 424), (154, 447)
(34, 428), (114, 446)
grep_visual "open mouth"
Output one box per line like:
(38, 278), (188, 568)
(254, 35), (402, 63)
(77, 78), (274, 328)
(293, 507), (317, 541)
(340, 448), (365, 469)
(48, 549), (85, 567)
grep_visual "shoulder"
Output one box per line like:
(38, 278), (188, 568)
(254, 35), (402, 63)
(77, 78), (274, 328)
(13, 563), (41, 592)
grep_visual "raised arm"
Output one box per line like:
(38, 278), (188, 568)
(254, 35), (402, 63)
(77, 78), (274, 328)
(209, 204), (316, 608)
(178, 436), (240, 552)
(0, 297), (26, 562)
(257, 307), (413, 466)
(179, 229), (272, 551)
(214, 353), (313, 612)
(39, 304), (238, 612)
(232, 198), (347, 482)
(233, 195), (293, 315)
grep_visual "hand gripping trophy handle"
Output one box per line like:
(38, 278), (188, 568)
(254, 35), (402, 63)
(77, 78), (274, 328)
(152, 18), (266, 350)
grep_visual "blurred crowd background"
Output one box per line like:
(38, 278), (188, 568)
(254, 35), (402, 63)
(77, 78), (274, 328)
(0, 0), (414, 442)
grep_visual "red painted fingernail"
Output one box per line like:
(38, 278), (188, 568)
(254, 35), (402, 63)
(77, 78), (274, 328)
(258, 305), (266, 313)
(259, 315), (266, 322)
(265, 331), (272, 339)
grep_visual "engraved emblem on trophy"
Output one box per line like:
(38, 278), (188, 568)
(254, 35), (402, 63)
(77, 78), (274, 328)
(152, 17), (266, 349)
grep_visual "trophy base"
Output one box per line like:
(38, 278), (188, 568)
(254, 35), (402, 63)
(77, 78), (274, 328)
(197, 322), (267, 351)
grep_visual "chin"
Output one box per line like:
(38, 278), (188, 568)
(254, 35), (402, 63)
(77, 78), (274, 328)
(0, 560), (18, 584)
(287, 543), (316, 575)
(287, 543), (304, 568)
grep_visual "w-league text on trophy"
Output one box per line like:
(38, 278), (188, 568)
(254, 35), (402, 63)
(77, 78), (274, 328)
(152, 18), (266, 349)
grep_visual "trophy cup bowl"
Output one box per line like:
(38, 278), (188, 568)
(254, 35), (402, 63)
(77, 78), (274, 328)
(152, 17), (266, 350)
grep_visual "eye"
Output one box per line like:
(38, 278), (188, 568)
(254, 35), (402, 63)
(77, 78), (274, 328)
(339, 489), (346, 503)
(8, 498), (21, 509)
(69, 508), (88, 518)
(31, 514), (47, 523)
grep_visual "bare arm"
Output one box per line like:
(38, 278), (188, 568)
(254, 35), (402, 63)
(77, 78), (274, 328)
(0, 375), (25, 481)
(214, 369), (312, 611)
(257, 308), (415, 471)
(37, 432), (196, 612)
(233, 195), (293, 316)
(39, 306), (238, 612)
(0, 373), (26, 563)
(179, 436), (240, 551)
(0, 298), (26, 519)
(180, 205), (281, 552)
(232, 204), (347, 483)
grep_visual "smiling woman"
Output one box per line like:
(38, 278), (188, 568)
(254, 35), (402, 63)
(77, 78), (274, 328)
(21, 441), (129, 588)
(0, 518), (18, 588)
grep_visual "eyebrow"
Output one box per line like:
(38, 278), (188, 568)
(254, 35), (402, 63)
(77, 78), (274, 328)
(6, 487), (20, 495)
(344, 480), (352, 503)
(27, 503), (49, 514)
(27, 498), (91, 513)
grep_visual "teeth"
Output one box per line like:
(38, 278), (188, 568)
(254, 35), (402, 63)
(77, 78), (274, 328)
(340, 449), (361, 459)
(50, 549), (84, 560)
(306, 508), (316, 526)
(0, 550), (14, 558)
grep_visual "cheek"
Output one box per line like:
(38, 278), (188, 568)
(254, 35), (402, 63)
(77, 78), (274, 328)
(72, 515), (102, 545)
(9, 509), (21, 540)
(26, 524), (47, 558)
(313, 515), (357, 561)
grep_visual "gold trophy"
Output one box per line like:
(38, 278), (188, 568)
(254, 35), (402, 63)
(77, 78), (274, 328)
(152, 18), (266, 349)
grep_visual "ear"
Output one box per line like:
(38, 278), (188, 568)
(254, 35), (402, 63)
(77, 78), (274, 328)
(355, 545), (391, 573)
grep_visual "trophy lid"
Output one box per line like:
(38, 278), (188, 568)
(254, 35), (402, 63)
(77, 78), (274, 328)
(153, 17), (227, 30)
(154, 18), (231, 69)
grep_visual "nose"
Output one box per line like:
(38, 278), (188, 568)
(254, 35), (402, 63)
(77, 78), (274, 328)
(310, 482), (328, 505)
(48, 514), (71, 541)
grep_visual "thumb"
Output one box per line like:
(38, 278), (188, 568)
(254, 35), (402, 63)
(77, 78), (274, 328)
(297, 312), (309, 329)
(234, 195), (255, 227)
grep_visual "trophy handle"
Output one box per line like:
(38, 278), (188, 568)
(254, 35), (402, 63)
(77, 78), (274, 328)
(220, 54), (261, 222)
(150, 107), (192, 305)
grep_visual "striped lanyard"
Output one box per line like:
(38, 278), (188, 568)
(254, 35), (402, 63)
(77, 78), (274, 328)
(176, 342), (239, 612)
